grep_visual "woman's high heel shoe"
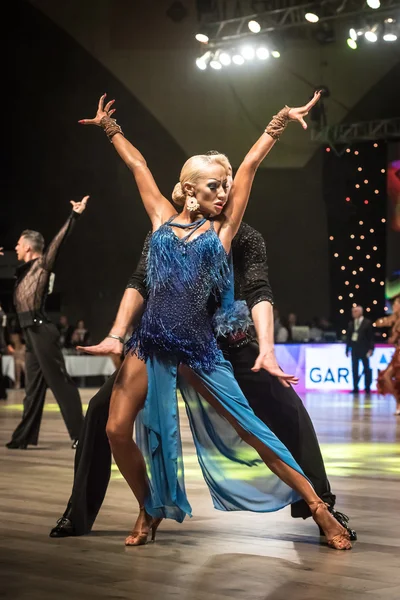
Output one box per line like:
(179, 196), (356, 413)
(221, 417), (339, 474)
(125, 507), (163, 547)
(309, 501), (352, 550)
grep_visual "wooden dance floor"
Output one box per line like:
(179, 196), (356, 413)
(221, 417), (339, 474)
(1, 388), (400, 600)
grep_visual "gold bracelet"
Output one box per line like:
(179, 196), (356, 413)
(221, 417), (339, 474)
(100, 116), (124, 142)
(265, 106), (291, 140)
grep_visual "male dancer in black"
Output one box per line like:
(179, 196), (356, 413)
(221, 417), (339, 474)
(6, 198), (88, 449)
(50, 225), (356, 540)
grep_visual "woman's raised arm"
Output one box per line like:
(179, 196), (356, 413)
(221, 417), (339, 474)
(79, 95), (175, 229)
(219, 91), (321, 249)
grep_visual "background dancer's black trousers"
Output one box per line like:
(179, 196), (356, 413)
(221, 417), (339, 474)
(67, 342), (335, 534)
(10, 323), (83, 445)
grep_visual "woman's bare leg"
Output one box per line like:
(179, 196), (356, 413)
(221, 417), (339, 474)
(180, 365), (351, 549)
(106, 353), (154, 544)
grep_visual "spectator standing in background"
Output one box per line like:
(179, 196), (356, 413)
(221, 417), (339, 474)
(346, 305), (375, 394)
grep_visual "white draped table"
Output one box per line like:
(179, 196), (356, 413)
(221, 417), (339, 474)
(2, 355), (115, 382)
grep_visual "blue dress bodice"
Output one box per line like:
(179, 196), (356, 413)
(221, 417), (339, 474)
(128, 217), (230, 371)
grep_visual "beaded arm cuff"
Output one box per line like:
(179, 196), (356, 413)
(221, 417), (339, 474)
(265, 106), (291, 140)
(100, 116), (124, 142)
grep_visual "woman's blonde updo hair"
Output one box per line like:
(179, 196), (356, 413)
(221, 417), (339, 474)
(172, 153), (231, 207)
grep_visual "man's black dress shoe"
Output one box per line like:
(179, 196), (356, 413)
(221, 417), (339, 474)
(6, 440), (28, 449)
(71, 439), (79, 450)
(49, 517), (76, 538)
(318, 507), (357, 541)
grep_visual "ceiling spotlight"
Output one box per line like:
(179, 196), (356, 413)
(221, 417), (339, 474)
(232, 54), (245, 65)
(210, 51), (222, 69)
(305, 13), (319, 23)
(365, 26), (378, 43)
(248, 20), (261, 33)
(367, 0), (380, 8)
(349, 28), (358, 41)
(240, 46), (255, 60)
(256, 47), (270, 60)
(219, 52), (231, 66)
(347, 38), (358, 49)
(210, 60), (222, 70)
(195, 33), (209, 44)
(383, 18), (398, 42)
(271, 50), (281, 58)
(195, 51), (211, 70)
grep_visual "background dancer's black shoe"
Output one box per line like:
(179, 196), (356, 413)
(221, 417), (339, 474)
(6, 440), (28, 449)
(49, 516), (76, 538)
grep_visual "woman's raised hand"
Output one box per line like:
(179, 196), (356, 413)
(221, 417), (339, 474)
(288, 90), (322, 130)
(78, 94), (116, 126)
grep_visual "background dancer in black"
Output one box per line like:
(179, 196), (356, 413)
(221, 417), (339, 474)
(6, 197), (88, 449)
(50, 225), (356, 540)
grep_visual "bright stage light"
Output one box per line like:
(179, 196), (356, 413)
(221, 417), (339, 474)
(383, 18), (398, 42)
(248, 20), (261, 33)
(367, 0), (380, 9)
(196, 51), (211, 70)
(271, 50), (281, 58)
(232, 54), (245, 65)
(209, 50), (222, 69)
(256, 47), (269, 60)
(365, 27), (378, 42)
(349, 28), (358, 41)
(305, 13), (319, 23)
(219, 52), (231, 66)
(240, 46), (255, 60)
(195, 33), (209, 44)
(210, 58), (222, 70)
(347, 38), (357, 49)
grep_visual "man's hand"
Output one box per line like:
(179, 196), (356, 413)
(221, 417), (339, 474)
(367, 350), (373, 358)
(0, 247), (4, 256)
(76, 336), (123, 356)
(71, 195), (89, 214)
(288, 91), (322, 130)
(7, 345), (15, 354)
(252, 350), (299, 388)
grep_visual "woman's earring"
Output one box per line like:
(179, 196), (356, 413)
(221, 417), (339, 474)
(186, 195), (200, 212)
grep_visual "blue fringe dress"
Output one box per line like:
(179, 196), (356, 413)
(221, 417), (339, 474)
(127, 216), (307, 522)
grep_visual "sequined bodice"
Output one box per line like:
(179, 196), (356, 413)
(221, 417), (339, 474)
(128, 217), (229, 371)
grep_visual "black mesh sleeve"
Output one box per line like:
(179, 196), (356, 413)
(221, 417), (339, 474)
(42, 211), (80, 272)
(232, 223), (274, 311)
(125, 232), (152, 298)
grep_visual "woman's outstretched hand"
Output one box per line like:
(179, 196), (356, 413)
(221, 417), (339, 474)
(288, 90), (322, 130)
(78, 94), (116, 126)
